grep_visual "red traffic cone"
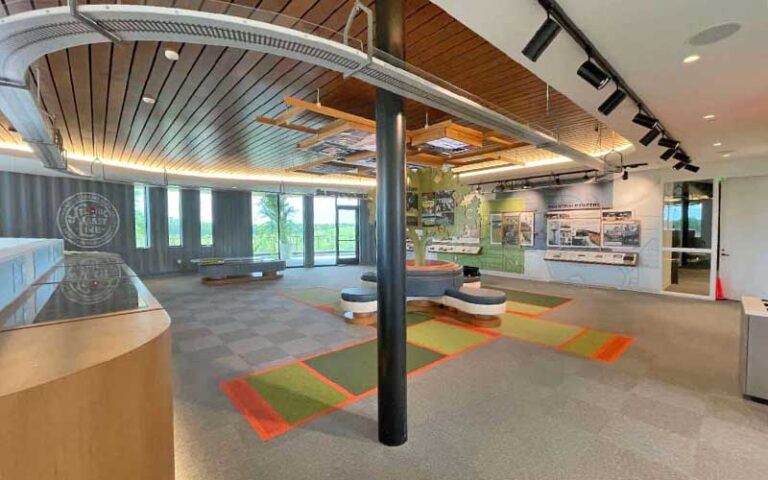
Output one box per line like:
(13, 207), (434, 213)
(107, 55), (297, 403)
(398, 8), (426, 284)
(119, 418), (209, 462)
(715, 276), (725, 300)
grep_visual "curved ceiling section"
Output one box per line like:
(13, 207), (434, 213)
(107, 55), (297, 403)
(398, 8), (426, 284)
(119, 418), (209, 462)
(0, 2), (610, 185)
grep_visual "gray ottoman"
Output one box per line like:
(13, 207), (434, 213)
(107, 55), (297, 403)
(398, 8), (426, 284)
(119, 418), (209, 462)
(443, 287), (507, 327)
(340, 287), (377, 325)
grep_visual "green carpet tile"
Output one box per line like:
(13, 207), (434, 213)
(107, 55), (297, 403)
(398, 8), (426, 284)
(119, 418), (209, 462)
(281, 287), (341, 305)
(305, 340), (445, 396)
(407, 320), (492, 354)
(504, 301), (552, 316)
(245, 363), (348, 424)
(493, 288), (571, 308)
(560, 330), (615, 357)
(407, 311), (435, 326)
(489, 313), (583, 347)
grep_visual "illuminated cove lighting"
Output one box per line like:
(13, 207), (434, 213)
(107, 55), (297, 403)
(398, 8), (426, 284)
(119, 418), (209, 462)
(0, 142), (376, 188)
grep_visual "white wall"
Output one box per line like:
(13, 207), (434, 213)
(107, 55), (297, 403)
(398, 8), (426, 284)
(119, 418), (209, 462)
(484, 156), (768, 294)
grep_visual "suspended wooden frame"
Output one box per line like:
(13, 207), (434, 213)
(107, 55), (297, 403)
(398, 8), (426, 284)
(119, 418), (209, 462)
(256, 96), (533, 176)
(410, 120), (484, 154)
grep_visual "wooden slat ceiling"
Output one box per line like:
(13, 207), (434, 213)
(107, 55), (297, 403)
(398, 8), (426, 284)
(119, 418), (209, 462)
(0, 0), (629, 176)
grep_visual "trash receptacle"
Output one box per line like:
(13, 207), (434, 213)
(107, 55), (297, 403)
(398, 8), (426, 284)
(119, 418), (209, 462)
(740, 297), (768, 403)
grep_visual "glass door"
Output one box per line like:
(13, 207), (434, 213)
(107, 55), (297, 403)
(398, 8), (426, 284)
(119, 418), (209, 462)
(661, 180), (718, 298)
(336, 206), (359, 265)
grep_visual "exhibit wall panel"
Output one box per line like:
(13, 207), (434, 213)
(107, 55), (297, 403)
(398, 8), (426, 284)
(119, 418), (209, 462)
(483, 173), (664, 293)
(0, 172), (253, 275)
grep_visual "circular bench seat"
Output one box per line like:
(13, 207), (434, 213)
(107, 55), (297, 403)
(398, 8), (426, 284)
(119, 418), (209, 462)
(340, 287), (377, 325)
(360, 272), (378, 286)
(442, 287), (507, 327)
(444, 287), (505, 305)
(341, 288), (377, 303)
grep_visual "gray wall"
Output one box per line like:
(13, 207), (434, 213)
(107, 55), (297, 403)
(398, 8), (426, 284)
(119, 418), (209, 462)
(0, 171), (252, 276)
(0, 171), (375, 275)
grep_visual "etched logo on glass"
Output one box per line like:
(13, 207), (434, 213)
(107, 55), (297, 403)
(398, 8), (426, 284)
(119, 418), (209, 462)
(57, 192), (120, 248)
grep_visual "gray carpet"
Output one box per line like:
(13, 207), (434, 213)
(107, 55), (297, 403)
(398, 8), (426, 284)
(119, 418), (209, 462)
(143, 267), (768, 480)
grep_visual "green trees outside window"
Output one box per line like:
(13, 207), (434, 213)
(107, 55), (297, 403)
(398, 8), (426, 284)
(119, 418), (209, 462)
(167, 186), (183, 247)
(200, 189), (214, 247)
(134, 184), (150, 249)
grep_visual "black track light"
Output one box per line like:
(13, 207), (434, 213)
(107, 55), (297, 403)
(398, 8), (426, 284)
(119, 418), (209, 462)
(673, 162), (685, 171)
(622, 169), (629, 181)
(577, 59), (610, 90)
(658, 137), (680, 150)
(554, 175), (561, 185)
(598, 88), (627, 115)
(673, 150), (690, 162)
(660, 148), (677, 161)
(522, 16), (562, 62)
(683, 164), (700, 173)
(523, 179), (531, 189)
(639, 127), (661, 146)
(632, 112), (659, 129)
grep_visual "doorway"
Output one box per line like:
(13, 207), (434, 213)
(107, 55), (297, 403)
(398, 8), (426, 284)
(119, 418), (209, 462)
(719, 175), (768, 299)
(661, 180), (718, 298)
(336, 205), (359, 265)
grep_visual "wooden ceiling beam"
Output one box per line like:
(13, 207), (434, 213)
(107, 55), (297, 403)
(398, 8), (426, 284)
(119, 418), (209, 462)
(254, 116), (320, 135)
(338, 150), (376, 163)
(484, 131), (528, 149)
(406, 152), (445, 167)
(410, 120), (484, 148)
(284, 96), (377, 130)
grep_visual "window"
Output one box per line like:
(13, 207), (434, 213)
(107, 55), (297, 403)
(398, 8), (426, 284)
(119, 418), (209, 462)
(167, 186), (183, 247)
(251, 193), (279, 258)
(200, 189), (214, 247)
(134, 184), (151, 249)
(280, 195), (304, 267)
(313, 196), (337, 266)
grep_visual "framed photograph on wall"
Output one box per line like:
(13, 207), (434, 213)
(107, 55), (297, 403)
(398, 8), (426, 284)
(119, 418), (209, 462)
(406, 191), (419, 226)
(602, 221), (641, 248)
(502, 213), (521, 246)
(490, 214), (502, 245)
(519, 212), (535, 246)
(546, 210), (602, 248)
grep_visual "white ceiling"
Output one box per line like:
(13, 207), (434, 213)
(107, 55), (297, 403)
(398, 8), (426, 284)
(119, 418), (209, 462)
(432, 0), (768, 169)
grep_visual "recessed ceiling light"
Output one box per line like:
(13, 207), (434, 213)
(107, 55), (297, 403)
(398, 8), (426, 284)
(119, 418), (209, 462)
(713, 142), (722, 147)
(722, 153), (731, 158)
(683, 54), (701, 64)
(141, 96), (156, 105)
(164, 49), (179, 61)
(703, 114), (716, 121)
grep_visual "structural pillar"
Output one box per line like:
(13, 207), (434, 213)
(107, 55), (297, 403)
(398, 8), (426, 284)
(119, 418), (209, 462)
(375, 0), (407, 447)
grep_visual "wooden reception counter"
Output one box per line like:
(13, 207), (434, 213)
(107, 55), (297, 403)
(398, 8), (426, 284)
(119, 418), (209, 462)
(0, 251), (174, 480)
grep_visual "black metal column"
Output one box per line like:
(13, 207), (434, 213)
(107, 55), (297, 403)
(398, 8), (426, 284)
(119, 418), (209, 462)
(375, 0), (407, 447)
